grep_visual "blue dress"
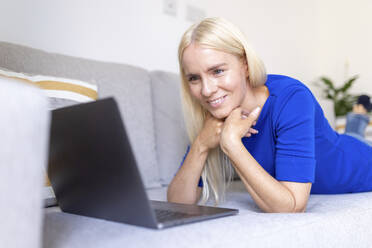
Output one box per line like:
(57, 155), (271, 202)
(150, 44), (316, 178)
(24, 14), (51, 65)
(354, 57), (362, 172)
(181, 74), (372, 194)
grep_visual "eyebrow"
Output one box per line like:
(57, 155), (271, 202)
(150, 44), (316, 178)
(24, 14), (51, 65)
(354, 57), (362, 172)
(206, 63), (227, 72)
(185, 63), (227, 78)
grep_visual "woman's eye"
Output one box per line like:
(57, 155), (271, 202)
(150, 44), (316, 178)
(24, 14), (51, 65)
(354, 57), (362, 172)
(214, 69), (224, 75)
(188, 75), (199, 82)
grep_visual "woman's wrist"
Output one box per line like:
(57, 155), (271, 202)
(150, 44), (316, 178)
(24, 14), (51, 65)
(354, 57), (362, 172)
(194, 136), (210, 155)
(220, 136), (243, 157)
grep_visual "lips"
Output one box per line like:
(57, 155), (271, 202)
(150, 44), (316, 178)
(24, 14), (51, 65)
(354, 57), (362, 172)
(207, 95), (227, 108)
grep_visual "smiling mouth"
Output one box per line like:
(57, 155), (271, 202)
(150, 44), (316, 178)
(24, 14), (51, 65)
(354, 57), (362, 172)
(207, 95), (227, 108)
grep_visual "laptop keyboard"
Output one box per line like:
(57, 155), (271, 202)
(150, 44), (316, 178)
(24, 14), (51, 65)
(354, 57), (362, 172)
(154, 209), (198, 222)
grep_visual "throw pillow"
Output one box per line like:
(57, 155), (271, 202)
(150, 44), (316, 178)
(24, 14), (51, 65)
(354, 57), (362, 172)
(0, 67), (98, 199)
(0, 68), (98, 109)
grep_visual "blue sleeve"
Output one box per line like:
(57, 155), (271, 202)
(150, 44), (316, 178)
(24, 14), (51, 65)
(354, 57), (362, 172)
(179, 145), (203, 187)
(274, 87), (316, 183)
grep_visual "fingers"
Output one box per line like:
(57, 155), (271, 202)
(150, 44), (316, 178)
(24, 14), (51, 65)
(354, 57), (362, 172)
(244, 107), (260, 138)
(241, 109), (249, 119)
(247, 107), (260, 120)
(249, 128), (258, 134)
(240, 107), (260, 120)
(244, 128), (259, 137)
(227, 107), (261, 138)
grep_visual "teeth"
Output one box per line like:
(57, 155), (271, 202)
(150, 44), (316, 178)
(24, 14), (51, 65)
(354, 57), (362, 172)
(209, 96), (224, 104)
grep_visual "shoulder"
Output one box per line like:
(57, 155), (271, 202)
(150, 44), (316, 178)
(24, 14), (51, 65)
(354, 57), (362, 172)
(266, 74), (316, 121)
(266, 74), (312, 97)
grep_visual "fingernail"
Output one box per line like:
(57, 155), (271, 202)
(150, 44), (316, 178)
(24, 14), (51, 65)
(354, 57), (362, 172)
(251, 107), (261, 117)
(242, 110), (250, 115)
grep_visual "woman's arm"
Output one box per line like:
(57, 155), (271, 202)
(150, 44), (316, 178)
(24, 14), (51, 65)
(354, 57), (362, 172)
(167, 111), (260, 205)
(167, 137), (206, 204)
(167, 112), (225, 204)
(226, 142), (311, 213)
(221, 107), (312, 213)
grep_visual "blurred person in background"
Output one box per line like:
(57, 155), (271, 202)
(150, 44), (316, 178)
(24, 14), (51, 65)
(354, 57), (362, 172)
(344, 94), (372, 146)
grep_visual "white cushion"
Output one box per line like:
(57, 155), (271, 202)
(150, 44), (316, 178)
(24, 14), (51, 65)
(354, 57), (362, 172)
(0, 78), (49, 248)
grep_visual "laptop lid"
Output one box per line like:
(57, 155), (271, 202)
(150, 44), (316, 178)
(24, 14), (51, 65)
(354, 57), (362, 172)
(48, 97), (158, 228)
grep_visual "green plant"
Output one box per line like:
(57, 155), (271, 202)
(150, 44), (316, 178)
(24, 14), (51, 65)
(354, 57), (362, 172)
(315, 75), (359, 117)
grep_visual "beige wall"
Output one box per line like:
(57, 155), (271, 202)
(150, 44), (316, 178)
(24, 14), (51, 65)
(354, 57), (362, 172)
(208, 0), (319, 87)
(316, 0), (372, 95)
(0, 0), (371, 96)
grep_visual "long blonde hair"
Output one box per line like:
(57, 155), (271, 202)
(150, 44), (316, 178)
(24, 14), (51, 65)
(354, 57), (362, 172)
(178, 17), (267, 204)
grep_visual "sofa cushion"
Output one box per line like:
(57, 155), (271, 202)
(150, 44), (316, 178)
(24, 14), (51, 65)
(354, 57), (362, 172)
(0, 77), (49, 248)
(43, 181), (372, 247)
(0, 41), (161, 188)
(150, 71), (189, 185)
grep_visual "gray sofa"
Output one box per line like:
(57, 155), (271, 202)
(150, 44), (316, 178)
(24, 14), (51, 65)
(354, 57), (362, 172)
(1, 41), (372, 248)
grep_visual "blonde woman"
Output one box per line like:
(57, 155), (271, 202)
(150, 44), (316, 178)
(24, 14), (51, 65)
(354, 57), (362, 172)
(167, 17), (372, 213)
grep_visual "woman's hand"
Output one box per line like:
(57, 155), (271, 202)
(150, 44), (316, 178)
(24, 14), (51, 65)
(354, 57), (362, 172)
(220, 107), (260, 155)
(196, 112), (225, 153)
(197, 110), (259, 153)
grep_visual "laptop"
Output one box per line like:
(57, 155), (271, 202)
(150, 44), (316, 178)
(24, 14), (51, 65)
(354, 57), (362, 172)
(48, 97), (238, 229)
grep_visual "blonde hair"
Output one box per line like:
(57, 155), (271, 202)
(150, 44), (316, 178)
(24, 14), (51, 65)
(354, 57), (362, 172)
(178, 17), (267, 204)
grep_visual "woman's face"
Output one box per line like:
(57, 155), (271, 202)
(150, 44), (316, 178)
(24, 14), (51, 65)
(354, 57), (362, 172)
(182, 43), (250, 119)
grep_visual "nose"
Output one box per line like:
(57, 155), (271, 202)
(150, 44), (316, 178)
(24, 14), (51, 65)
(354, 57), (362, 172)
(201, 78), (218, 97)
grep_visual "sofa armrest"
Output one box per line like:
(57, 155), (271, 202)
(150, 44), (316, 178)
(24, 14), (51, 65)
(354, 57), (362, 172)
(0, 77), (50, 248)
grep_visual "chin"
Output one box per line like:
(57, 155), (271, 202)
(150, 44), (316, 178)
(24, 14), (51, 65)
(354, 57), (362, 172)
(209, 108), (231, 120)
